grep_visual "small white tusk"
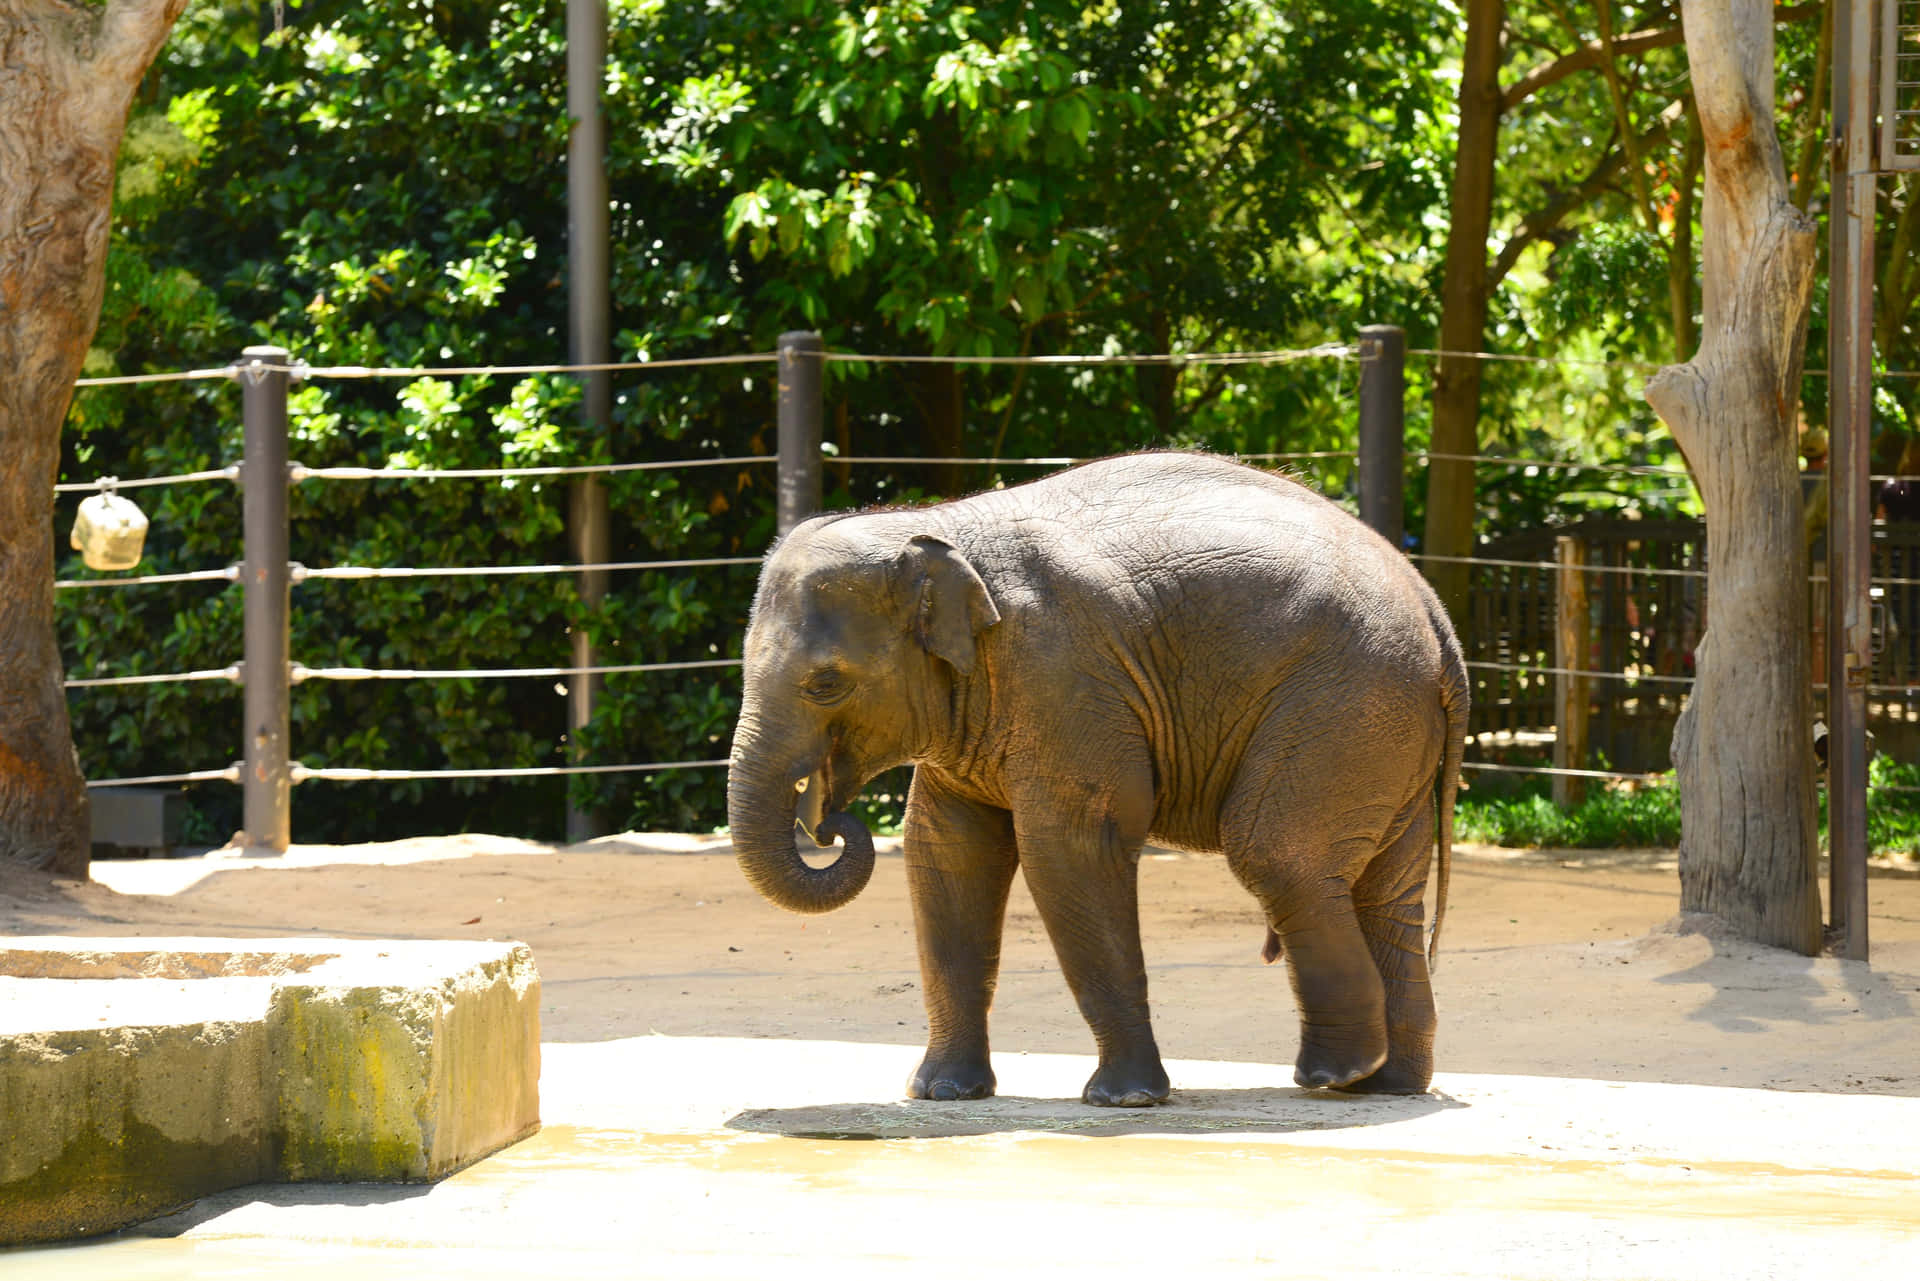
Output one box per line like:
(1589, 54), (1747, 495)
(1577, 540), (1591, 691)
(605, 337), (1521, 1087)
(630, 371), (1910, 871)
(794, 776), (809, 794)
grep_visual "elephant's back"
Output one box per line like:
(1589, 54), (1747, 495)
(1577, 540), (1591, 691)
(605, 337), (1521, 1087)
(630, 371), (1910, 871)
(995, 452), (1430, 651)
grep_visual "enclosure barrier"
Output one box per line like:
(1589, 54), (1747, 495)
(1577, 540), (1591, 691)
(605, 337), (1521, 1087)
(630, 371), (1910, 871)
(57, 333), (1382, 851)
(59, 347), (787, 850)
(56, 330), (1909, 957)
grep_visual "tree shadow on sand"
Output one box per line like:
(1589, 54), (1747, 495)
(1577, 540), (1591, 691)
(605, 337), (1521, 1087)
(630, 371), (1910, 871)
(1650, 913), (1918, 1036)
(728, 1085), (1466, 1141)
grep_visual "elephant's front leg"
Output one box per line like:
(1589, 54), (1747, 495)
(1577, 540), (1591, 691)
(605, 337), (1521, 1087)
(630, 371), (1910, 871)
(903, 772), (1019, 1101)
(1015, 773), (1169, 1108)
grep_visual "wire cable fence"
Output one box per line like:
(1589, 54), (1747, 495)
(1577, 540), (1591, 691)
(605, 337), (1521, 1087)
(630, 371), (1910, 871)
(57, 332), (1920, 837)
(61, 346), (789, 808)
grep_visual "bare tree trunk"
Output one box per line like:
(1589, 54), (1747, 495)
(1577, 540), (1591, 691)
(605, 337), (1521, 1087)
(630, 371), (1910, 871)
(0, 0), (188, 878)
(1666, 110), (1704, 361)
(1421, 0), (1504, 628)
(1139, 308), (1177, 439)
(917, 362), (967, 497)
(1644, 0), (1822, 953)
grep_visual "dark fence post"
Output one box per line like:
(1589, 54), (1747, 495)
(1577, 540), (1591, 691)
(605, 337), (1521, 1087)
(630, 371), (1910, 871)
(1826, 0), (1874, 961)
(1357, 325), (1405, 549)
(240, 346), (292, 852)
(565, 0), (612, 843)
(778, 331), (824, 536)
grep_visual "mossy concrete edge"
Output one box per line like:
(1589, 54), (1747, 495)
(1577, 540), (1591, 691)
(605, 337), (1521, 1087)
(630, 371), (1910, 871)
(0, 938), (541, 1245)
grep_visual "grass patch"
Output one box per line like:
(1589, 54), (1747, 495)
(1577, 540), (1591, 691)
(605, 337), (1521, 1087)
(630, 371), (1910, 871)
(1457, 776), (1681, 849)
(1860, 756), (1920, 858)
(1458, 755), (1920, 857)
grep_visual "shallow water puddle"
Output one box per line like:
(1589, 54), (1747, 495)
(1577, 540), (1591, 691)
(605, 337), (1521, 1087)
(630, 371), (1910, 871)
(489, 1123), (1920, 1230)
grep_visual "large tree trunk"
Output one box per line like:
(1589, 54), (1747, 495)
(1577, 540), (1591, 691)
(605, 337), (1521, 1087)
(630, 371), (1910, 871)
(1643, 0), (1822, 953)
(0, 0), (188, 878)
(1420, 0), (1504, 629)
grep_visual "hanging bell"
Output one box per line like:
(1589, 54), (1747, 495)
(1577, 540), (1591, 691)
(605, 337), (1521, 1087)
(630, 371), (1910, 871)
(70, 482), (149, 572)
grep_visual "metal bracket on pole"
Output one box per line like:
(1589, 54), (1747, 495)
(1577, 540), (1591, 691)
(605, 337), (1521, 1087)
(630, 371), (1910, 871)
(240, 346), (293, 852)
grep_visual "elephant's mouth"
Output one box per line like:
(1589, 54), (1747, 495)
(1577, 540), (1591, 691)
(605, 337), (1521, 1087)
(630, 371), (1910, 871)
(793, 767), (832, 845)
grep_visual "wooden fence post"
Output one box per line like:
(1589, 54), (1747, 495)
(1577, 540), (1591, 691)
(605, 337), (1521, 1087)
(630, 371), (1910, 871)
(1357, 324), (1405, 549)
(777, 331), (824, 535)
(1554, 535), (1590, 808)
(240, 346), (293, 852)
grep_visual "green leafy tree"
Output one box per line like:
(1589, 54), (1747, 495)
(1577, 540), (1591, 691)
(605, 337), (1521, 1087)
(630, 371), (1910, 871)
(69, 0), (1467, 841)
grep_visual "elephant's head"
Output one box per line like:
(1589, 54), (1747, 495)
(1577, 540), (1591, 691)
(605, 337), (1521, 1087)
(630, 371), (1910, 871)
(727, 518), (1000, 914)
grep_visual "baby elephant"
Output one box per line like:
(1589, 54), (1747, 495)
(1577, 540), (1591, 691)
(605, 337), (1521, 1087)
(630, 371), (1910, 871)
(727, 451), (1466, 1105)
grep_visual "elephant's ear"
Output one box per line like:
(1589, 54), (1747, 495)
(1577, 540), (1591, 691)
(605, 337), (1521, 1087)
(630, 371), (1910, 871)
(903, 534), (1000, 675)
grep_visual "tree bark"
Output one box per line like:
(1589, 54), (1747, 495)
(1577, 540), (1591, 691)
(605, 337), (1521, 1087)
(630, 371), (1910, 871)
(0, 0), (189, 878)
(917, 362), (967, 497)
(1666, 107), (1704, 361)
(1421, 0), (1504, 628)
(1643, 0), (1822, 954)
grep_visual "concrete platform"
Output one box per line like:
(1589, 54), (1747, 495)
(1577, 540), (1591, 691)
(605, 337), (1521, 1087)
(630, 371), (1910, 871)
(4, 1036), (1917, 1279)
(0, 939), (541, 1245)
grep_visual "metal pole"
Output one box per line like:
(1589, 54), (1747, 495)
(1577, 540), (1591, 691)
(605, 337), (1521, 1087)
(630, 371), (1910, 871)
(240, 346), (292, 852)
(566, 0), (611, 843)
(777, 331), (825, 535)
(1357, 324), (1405, 549)
(1826, 0), (1875, 960)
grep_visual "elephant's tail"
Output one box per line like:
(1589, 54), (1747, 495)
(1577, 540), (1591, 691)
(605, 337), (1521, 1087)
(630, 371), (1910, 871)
(1429, 609), (1470, 970)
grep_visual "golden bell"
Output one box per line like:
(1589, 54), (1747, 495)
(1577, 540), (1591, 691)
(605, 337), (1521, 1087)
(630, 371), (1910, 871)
(70, 486), (148, 572)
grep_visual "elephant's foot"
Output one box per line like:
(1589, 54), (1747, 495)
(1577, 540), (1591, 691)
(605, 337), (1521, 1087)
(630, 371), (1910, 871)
(1292, 1024), (1389, 1090)
(1333, 1058), (1432, 1095)
(908, 1051), (996, 1101)
(1333, 1040), (1433, 1095)
(1082, 1054), (1171, 1108)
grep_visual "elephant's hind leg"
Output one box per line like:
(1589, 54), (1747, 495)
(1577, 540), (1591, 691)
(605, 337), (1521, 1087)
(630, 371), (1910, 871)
(1224, 781), (1388, 1089)
(1261, 874), (1390, 1088)
(1339, 803), (1437, 1095)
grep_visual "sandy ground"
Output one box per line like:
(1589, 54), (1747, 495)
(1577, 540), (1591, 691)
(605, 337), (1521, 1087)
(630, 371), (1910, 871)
(6, 834), (1919, 1097)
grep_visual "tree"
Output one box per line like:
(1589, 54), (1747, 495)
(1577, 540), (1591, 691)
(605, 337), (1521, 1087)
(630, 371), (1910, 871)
(1, 0), (190, 877)
(1421, 0), (1504, 624)
(710, 0), (1449, 492)
(1418, 3), (1822, 626)
(1643, 0), (1822, 952)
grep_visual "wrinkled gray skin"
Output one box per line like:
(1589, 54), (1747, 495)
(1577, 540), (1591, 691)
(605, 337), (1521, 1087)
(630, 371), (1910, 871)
(728, 452), (1467, 1106)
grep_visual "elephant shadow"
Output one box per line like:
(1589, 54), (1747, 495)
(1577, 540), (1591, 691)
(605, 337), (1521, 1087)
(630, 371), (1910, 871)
(727, 1086), (1466, 1142)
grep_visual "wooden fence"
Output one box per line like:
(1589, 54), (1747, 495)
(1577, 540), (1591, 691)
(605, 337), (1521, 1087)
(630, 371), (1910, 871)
(1464, 516), (1920, 776)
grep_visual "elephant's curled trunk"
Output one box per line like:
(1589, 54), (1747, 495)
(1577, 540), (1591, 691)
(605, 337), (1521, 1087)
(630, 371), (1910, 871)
(728, 761), (875, 914)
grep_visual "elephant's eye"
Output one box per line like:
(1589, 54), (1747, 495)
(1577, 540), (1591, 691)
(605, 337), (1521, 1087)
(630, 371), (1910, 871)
(800, 669), (851, 704)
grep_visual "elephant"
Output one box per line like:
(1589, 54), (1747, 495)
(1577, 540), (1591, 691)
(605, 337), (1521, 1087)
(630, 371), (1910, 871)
(726, 451), (1467, 1106)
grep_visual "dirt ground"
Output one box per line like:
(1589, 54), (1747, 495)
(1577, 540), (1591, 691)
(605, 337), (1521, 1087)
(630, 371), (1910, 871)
(6, 834), (1920, 1098)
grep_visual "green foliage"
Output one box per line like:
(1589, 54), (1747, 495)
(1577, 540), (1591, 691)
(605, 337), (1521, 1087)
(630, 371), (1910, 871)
(1456, 777), (1683, 850)
(1537, 224), (1671, 356)
(64, 0), (1465, 842)
(1851, 756), (1920, 860)
(1456, 758), (1920, 860)
(66, 0), (1792, 845)
(64, 0), (765, 841)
